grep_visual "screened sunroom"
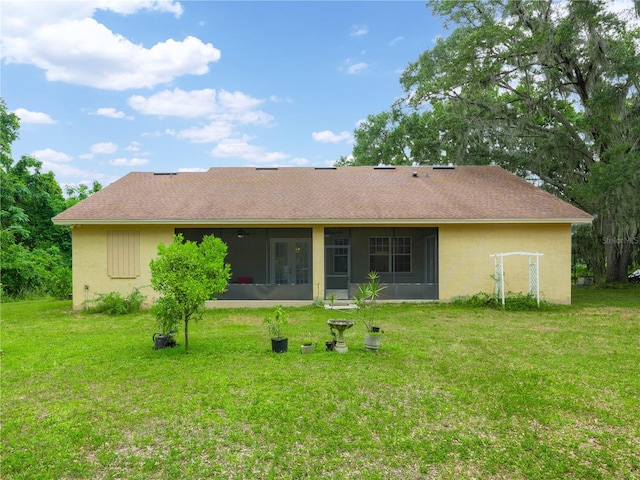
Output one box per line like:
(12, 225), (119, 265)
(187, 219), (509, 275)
(177, 227), (439, 301)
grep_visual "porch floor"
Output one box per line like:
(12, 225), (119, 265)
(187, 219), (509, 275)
(205, 299), (436, 309)
(205, 300), (313, 309)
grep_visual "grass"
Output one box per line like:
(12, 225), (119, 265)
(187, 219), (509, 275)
(1, 287), (639, 479)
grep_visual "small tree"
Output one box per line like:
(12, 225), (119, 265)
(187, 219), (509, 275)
(149, 234), (231, 353)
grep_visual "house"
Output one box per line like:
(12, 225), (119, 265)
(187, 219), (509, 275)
(53, 165), (592, 308)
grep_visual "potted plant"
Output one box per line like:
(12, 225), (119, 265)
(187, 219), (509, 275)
(264, 305), (288, 353)
(301, 339), (315, 354)
(300, 331), (315, 354)
(354, 271), (386, 351)
(325, 324), (337, 351)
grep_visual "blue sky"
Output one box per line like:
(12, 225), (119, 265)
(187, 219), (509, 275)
(1, 1), (446, 188)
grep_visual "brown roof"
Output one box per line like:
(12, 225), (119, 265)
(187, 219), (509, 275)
(53, 166), (592, 225)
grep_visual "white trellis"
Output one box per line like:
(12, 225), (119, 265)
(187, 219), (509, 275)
(490, 252), (543, 307)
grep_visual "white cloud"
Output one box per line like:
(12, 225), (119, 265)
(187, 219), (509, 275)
(95, 1), (183, 17)
(131, 88), (274, 143)
(175, 121), (235, 143)
(350, 25), (368, 37)
(90, 142), (118, 154)
(26, 142), (118, 186)
(29, 147), (108, 183)
(269, 95), (293, 103)
(209, 137), (288, 163)
(13, 108), (55, 124)
(110, 157), (149, 166)
(95, 107), (130, 119)
(46, 162), (98, 179)
(217, 90), (263, 110)
(1, 2), (219, 90)
(346, 62), (369, 75)
(141, 130), (165, 137)
(340, 58), (370, 75)
(129, 88), (218, 118)
(129, 88), (272, 123)
(390, 36), (404, 46)
(126, 141), (142, 152)
(230, 110), (274, 125)
(312, 130), (352, 144)
(31, 148), (72, 163)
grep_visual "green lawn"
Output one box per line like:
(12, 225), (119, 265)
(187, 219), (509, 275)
(2, 288), (639, 479)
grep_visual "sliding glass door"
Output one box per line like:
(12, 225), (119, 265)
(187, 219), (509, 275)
(270, 239), (310, 285)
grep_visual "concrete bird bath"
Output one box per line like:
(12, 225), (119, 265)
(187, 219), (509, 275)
(327, 319), (355, 353)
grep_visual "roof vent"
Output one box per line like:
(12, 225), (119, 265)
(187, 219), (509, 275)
(374, 165), (395, 170)
(432, 164), (455, 170)
(256, 167), (278, 170)
(154, 172), (176, 176)
(315, 167), (337, 170)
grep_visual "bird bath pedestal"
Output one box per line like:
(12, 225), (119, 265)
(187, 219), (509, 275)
(327, 319), (355, 353)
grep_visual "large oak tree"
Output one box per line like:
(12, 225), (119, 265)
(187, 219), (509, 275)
(347, 0), (639, 282)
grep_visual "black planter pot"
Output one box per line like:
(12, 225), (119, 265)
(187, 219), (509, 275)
(153, 332), (176, 349)
(325, 340), (336, 351)
(153, 333), (167, 349)
(271, 338), (288, 353)
(372, 326), (381, 333)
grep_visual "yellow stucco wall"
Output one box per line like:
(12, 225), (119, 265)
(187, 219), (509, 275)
(438, 223), (572, 304)
(70, 222), (573, 308)
(71, 225), (174, 309)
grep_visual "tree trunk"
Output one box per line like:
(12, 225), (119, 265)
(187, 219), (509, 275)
(602, 215), (636, 283)
(590, 232), (606, 284)
(605, 238), (634, 283)
(184, 316), (189, 354)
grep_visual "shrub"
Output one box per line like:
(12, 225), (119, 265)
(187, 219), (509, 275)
(45, 265), (72, 300)
(452, 291), (549, 311)
(0, 244), (65, 298)
(90, 288), (146, 315)
(504, 292), (548, 311)
(451, 292), (498, 308)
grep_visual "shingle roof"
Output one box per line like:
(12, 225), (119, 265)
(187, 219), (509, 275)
(53, 166), (592, 225)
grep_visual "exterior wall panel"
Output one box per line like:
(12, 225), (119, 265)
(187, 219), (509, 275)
(71, 225), (174, 309)
(438, 223), (571, 304)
